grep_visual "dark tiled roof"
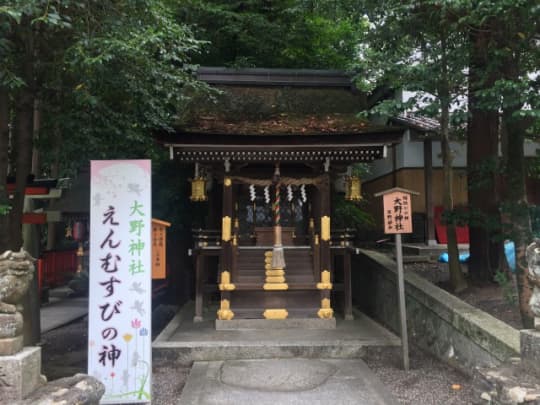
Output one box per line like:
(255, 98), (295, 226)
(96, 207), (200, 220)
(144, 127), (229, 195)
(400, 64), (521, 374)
(391, 114), (440, 132)
(197, 67), (353, 88)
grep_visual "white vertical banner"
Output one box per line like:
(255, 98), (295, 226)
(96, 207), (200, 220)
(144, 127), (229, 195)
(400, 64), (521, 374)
(89, 160), (152, 403)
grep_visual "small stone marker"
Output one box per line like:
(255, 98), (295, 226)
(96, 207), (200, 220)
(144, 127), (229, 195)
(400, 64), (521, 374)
(374, 187), (419, 371)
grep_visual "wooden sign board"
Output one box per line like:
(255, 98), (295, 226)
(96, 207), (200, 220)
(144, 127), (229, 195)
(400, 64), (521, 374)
(152, 218), (170, 279)
(382, 191), (413, 234)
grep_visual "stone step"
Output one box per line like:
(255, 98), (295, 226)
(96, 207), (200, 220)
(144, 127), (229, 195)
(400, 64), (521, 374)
(153, 303), (401, 366)
(215, 317), (336, 330)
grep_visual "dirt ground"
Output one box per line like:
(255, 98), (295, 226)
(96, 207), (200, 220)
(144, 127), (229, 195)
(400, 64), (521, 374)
(407, 260), (523, 329)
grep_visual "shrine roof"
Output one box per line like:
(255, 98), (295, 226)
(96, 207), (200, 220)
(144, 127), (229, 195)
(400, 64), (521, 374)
(197, 67), (353, 88)
(159, 67), (406, 164)
(179, 113), (381, 136)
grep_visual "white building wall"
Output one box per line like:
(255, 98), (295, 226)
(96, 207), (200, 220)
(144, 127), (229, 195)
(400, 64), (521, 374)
(366, 131), (538, 182)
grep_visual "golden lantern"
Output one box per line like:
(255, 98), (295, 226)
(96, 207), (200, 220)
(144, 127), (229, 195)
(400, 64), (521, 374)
(190, 177), (207, 202)
(345, 176), (362, 201)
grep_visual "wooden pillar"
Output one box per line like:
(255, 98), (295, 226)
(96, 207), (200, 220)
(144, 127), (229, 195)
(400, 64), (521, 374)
(343, 248), (353, 320)
(424, 139), (436, 245)
(217, 175), (235, 320)
(317, 173), (333, 319)
(194, 252), (204, 322)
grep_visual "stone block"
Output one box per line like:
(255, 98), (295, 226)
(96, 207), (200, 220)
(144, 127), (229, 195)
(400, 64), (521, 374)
(521, 329), (540, 378)
(0, 335), (23, 355)
(0, 312), (23, 338)
(24, 373), (105, 405)
(216, 318), (336, 330)
(0, 346), (41, 401)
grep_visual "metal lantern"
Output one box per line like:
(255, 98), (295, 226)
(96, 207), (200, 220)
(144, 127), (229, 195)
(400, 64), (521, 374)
(190, 177), (207, 202)
(65, 223), (73, 238)
(72, 221), (86, 241)
(345, 176), (362, 201)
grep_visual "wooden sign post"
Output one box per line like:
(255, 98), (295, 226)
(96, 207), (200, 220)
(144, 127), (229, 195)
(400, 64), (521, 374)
(374, 187), (419, 371)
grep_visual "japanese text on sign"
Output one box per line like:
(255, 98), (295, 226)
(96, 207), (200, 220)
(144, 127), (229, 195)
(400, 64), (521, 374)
(383, 191), (413, 234)
(89, 160), (152, 404)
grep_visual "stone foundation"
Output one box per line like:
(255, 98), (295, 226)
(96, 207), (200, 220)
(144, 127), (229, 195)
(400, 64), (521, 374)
(216, 318), (336, 330)
(353, 249), (520, 375)
(521, 329), (540, 378)
(0, 346), (41, 401)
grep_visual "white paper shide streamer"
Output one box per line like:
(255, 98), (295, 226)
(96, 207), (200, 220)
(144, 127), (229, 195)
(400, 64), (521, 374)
(300, 184), (307, 203)
(287, 185), (293, 202)
(264, 185), (270, 204)
(249, 184), (256, 202)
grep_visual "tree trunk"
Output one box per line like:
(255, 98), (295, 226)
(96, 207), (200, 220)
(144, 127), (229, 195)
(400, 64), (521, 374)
(10, 88), (34, 251)
(467, 30), (502, 283)
(9, 19), (35, 251)
(0, 88), (10, 253)
(440, 33), (467, 293)
(442, 115), (467, 292)
(500, 44), (534, 327)
(504, 113), (534, 327)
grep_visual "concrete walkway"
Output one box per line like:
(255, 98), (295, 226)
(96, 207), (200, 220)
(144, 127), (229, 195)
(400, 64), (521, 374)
(40, 296), (88, 333)
(179, 358), (397, 404)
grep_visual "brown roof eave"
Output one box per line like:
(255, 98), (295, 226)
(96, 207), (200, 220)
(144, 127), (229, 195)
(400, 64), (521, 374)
(158, 129), (405, 148)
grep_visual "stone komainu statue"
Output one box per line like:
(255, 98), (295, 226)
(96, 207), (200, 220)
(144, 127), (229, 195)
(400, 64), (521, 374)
(0, 249), (35, 314)
(526, 239), (540, 328)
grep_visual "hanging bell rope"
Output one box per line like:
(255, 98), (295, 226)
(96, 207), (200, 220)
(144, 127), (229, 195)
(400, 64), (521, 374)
(274, 184), (281, 227)
(271, 165), (286, 270)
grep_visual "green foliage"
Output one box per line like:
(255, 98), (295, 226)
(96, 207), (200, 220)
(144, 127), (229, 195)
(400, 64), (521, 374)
(2, 0), (208, 177)
(0, 204), (11, 216)
(332, 193), (374, 232)
(494, 270), (517, 305)
(175, 0), (363, 69)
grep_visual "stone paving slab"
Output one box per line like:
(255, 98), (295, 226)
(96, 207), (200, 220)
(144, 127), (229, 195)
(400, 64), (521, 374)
(40, 297), (88, 333)
(178, 358), (397, 405)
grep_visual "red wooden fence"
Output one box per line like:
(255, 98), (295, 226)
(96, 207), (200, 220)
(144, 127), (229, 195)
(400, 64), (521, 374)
(38, 249), (78, 289)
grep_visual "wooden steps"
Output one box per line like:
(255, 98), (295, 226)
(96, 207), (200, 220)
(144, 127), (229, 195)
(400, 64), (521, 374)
(227, 246), (322, 319)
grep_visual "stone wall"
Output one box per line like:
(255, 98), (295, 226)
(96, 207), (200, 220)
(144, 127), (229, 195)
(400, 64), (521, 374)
(352, 249), (520, 375)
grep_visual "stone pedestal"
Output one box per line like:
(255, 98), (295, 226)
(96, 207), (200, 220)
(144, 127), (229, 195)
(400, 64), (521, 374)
(0, 346), (41, 401)
(0, 312), (24, 355)
(521, 329), (540, 378)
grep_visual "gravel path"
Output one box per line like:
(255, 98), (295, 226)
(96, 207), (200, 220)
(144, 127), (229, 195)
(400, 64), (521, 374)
(364, 347), (476, 404)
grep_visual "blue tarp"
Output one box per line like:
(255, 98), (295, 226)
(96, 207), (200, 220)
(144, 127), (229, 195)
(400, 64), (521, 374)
(438, 252), (470, 263)
(437, 241), (516, 272)
(504, 241), (516, 273)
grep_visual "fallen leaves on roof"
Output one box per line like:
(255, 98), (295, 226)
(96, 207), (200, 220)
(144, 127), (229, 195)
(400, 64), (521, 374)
(181, 113), (371, 135)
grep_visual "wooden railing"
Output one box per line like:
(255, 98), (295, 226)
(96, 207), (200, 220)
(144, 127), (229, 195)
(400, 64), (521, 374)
(38, 249), (78, 288)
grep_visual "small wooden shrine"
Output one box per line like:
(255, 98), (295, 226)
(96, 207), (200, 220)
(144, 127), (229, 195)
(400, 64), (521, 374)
(160, 68), (404, 324)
